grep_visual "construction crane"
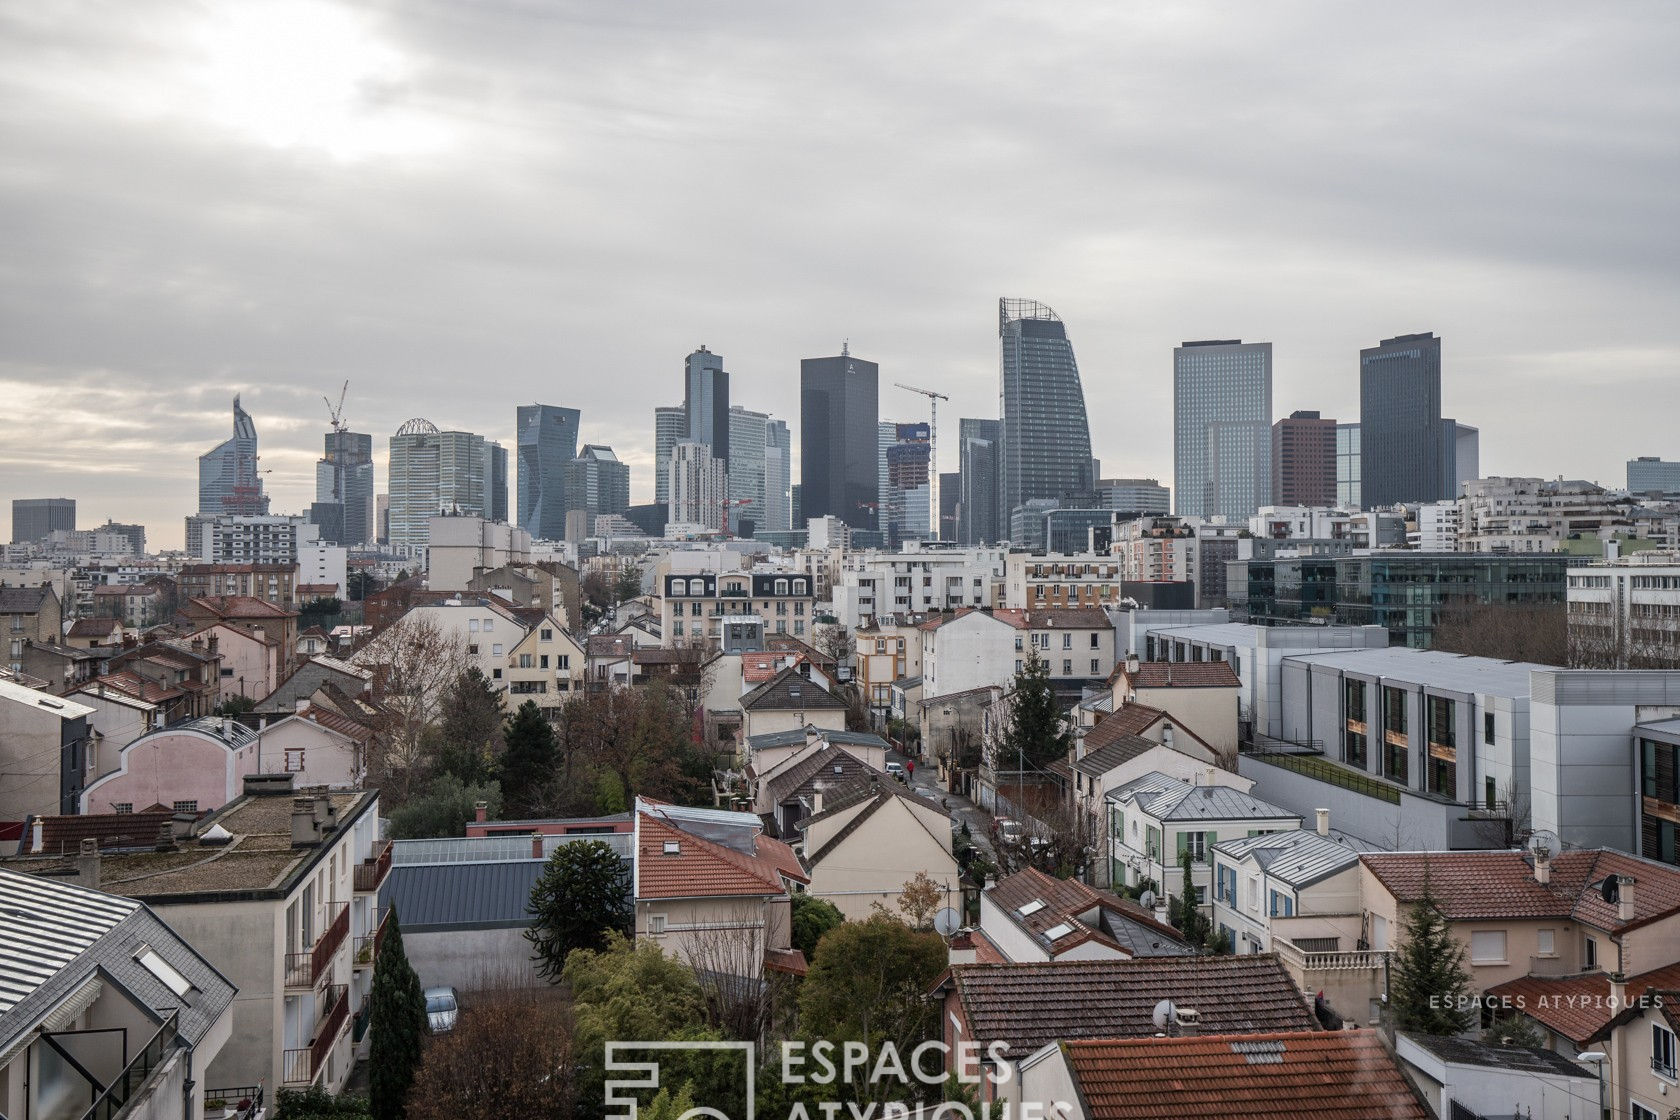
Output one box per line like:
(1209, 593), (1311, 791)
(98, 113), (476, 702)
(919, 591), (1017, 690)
(321, 381), (350, 503)
(323, 380), (349, 434)
(893, 382), (950, 541)
(720, 497), (752, 536)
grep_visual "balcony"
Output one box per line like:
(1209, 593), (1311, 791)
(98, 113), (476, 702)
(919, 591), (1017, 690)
(202, 1086), (264, 1120)
(354, 838), (393, 893)
(283, 984), (349, 1085)
(77, 1011), (180, 1120)
(284, 902), (349, 989)
(354, 907), (390, 969)
(1273, 937), (1391, 975)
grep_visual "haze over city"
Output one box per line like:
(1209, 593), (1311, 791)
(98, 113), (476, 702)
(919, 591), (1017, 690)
(2, 1), (1676, 546)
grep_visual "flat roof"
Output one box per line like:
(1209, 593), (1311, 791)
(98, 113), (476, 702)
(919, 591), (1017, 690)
(0, 677), (95, 719)
(1280, 646), (1550, 698)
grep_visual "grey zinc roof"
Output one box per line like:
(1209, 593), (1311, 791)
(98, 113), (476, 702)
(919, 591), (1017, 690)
(1281, 646), (1551, 698)
(746, 726), (891, 751)
(1098, 908), (1198, 957)
(0, 869), (235, 1052)
(385, 860), (547, 932)
(1109, 771), (1298, 823)
(1403, 1033), (1594, 1078)
(1212, 828), (1382, 889)
(739, 667), (847, 712)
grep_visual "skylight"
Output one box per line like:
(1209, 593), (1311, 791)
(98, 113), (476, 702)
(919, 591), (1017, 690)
(136, 947), (195, 998)
(1043, 922), (1075, 940)
(1017, 899), (1046, 917)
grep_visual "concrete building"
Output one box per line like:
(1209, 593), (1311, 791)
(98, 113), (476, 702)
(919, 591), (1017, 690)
(683, 346), (729, 461)
(667, 441), (727, 533)
(1106, 771), (1299, 903)
(1451, 422), (1480, 498)
(652, 405), (687, 509)
(763, 417), (792, 534)
(1110, 516), (1244, 609)
(833, 545), (1004, 630)
(1568, 552), (1680, 668)
(515, 404), (581, 542)
(1628, 455), (1680, 499)
(957, 418), (1003, 546)
(800, 348), (879, 534)
(1359, 332), (1443, 507)
(0, 677), (94, 821)
(801, 776), (958, 919)
(1271, 410), (1336, 508)
(1412, 501), (1462, 551)
(1096, 477), (1170, 516)
(201, 515), (316, 566)
(726, 406), (770, 537)
(660, 569), (815, 648)
(177, 563), (298, 609)
(999, 298), (1094, 520)
(425, 514), (532, 592)
(387, 419), (496, 558)
(1459, 475), (1631, 554)
(1173, 340), (1273, 522)
(315, 430), (374, 547)
(1004, 552), (1122, 610)
(563, 444), (630, 540)
(503, 612), (587, 716)
(10, 497), (74, 545)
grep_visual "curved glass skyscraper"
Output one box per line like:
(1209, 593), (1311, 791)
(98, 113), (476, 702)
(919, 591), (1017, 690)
(998, 298), (1094, 528)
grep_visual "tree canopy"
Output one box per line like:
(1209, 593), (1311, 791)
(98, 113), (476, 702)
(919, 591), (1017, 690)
(525, 839), (633, 981)
(998, 649), (1071, 773)
(1389, 878), (1475, 1035)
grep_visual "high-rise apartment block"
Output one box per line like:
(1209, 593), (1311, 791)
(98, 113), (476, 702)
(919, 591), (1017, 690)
(11, 498), (75, 545)
(668, 441), (727, 531)
(999, 298), (1094, 521)
(957, 418), (1002, 546)
(728, 405), (771, 537)
(1360, 332), (1443, 506)
(1271, 410), (1337, 508)
(1097, 478), (1170, 515)
(516, 404), (581, 540)
(388, 418), (497, 557)
(684, 347), (729, 461)
(1173, 339), (1273, 522)
(763, 419), (791, 534)
(800, 347), (879, 532)
(315, 430), (374, 546)
(1629, 456), (1680, 498)
(653, 405), (687, 508)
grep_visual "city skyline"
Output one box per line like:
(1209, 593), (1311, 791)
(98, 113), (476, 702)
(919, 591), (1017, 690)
(1, 3), (1676, 546)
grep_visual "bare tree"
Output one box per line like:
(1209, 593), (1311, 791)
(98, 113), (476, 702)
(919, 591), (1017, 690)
(1432, 602), (1568, 667)
(358, 611), (469, 803)
(682, 904), (793, 1045)
(406, 986), (576, 1120)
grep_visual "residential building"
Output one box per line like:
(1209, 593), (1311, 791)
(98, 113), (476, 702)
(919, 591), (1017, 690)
(667, 441), (727, 533)
(11, 776), (391, 1096)
(957, 418), (1003, 546)
(999, 298), (1095, 518)
(0, 677), (94, 821)
(739, 667), (848, 739)
(563, 444), (630, 540)
(1108, 657), (1242, 765)
(515, 403), (581, 541)
(652, 405), (687, 508)
(465, 561), (582, 633)
(197, 396), (269, 521)
(1109, 516), (1244, 609)
(1335, 421), (1361, 509)
(200, 515), (316, 565)
(1072, 707), (1230, 849)
(0, 867), (237, 1120)
(385, 838), (551, 992)
(659, 569), (815, 648)
(800, 775), (958, 919)
(1412, 500), (1461, 550)
(1394, 1034), (1594, 1120)
(1271, 410), (1336, 508)
(854, 614), (925, 719)
(97, 642), (223, 722)
(833, 545), (1004, 629)
(747, 729), (888, 835)
(1095, 477), (1170, 516)
(1106, 771), (1299, 902)
(386, 418), (494, 557)
(800, 347), (879, 533)
(1173, 339), (1273, 522)
(178, 562), (299, 608)
(10, 497), (74, 544)
(2, 584), (63, 672)
(68, 678), (166, 752)
(502, 613), (587, 716)
(90, 578), (173, 630)
(1459, 476), (1630, 554)
(1359, 332), (1443, 507)
(169, 622), (282, 701)
(1568, 552), (1680, 668)
(425, 514), (533, 591)
(683, 346), (729, 460)
(178, 596), (299, 664)
(355, 596), (528, 690)
(315, 430), (375, 546)
(80, 715), (262, 814)
(1629, 455), (1680, 498)
(1004, 552), (1122, 611)
(631, 799), (809, 979)
(976, 867), (1191, 966)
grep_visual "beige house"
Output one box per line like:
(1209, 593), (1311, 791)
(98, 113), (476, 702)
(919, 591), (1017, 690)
(1107, 656), (1242, 766)
(800, 776), (958, 919)
(170, 623), (282, 702)
(502, 612), (587, 717)
(631, 800), (810, 979)
(854, 614), (926, 719)
(739, 666), (848, 739)
(745, 726), (892, 832)
(466, 561), (582, 634)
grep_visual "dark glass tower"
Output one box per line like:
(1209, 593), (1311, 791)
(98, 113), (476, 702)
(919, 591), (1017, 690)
(998, 299), (1094, 525)
(957, 417), (1002, 545)
(800, 347), (879, 532)
(684, 347), (729, 462)
(1359, 332), (1442, 507)
(516, 404), (580, 540)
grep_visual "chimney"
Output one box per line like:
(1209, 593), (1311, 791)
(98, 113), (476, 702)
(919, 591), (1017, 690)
(1161, 722), (1174, 750)
(30, 816), (43, 854)
(295, 697), (309, 713)
(171, 811), (196, 841)
(156, 821), (175, 851)
(1153, 899), (1169, 925)
(1315, 808), (1330, 837)
(1175, 1007), (1200, 1036)
(531, 831), (544, 860)
(291, 797), (320, 847)
(1619, 878), (1636, 922)
(1533, 847), (1552, 885)
(312, 792), (331, 830)
(474, 800), (488, 823)
(812, 788), (825, 815)
(76, 838), (101, 890)
(222, 717), (235, 738)
(1206, 767), (1216, 787)
(1610, 972), (1628, 1008)
(1126, 651), (1139, 676)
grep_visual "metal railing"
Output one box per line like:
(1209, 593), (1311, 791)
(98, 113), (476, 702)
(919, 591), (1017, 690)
(284, 902), (349, 989)
(282, 984), (349, 1085)
(202, 1085), (263, 1120)
(354, 907), (390, 968)
(354, 838), (392, 892)
(77, 1011), (179, 1120)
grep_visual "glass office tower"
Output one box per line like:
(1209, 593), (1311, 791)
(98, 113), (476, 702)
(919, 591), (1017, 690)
(1360, 332), (1442, 507)
(998, 298), (1094, 525)
(1173, 340), (1273, 522)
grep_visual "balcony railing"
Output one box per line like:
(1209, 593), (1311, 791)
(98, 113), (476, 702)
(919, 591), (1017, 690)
(1654, 1056), (1677, 1080)
(354, 907), (390, 969)
(283, 984), (349, 1085)
(284, 902), (349, 989)
(203, 1085), (264, 1120)
(78, 1011), (180, 1120)
(1529, 955), (1571, 977)
(354, 838), (393, 893)
(1274, 937), (1392, 974)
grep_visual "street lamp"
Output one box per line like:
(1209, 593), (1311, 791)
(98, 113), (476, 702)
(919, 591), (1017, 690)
(1574, 1051), (1606, 1120)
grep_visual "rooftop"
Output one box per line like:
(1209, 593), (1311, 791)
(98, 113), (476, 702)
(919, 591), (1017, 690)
(739, 666), (847, 712)
(1400, 1032), (1593, 1078)
(634, 804), (807, 901)
(1121, 660), (1242, 690)
(1487, 960), (1680, 1045)
(1109, 771), (1297, 823)
(1280, 646), (1553, 697)
(987, 867), (1186, 957)
(0, 677), (95, 720)
(1213, 828), (1381, 888)
(385, 859), (545, 932)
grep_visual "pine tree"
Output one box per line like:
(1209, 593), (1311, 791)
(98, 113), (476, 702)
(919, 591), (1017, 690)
(369, 909), (427, 1120)
(1389, 877), (1474, 1034)
(525, 839), (632, 981)
(499, 700), (559, 816)
(1000, 649), (1072, 773)
(435, 667), (506, 784)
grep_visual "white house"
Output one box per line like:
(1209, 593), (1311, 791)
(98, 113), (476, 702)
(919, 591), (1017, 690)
(1106, 771), (1300, 900)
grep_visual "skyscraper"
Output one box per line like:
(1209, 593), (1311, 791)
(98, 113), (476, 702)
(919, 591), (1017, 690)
(1359, 332), (1443, 507)
(487, 441), (509, 525)
(684, 347), (729, 461)
(11, 498), (75, 545)
(998, 298), (1094, 523)
(728, 405), (771, 536)
(957, 418), (1002, 546)
(800, 347), (879, 532)
(653, 406), (687, 508)
(883, 422), (932, 547)
(1173, 340), (1273, 522)
(1271, 410), (1337, 508)
(1629, 456), (1680, 498)
(668, 441), (727, 530)
(198, 396), (269, 518)
(564, 444), (630, 538)
(763, 419), (791, 534)
(1336, 423), (1362, 509)
(388, 419), (493, 556)
(517, 404), (580, 540)
(315, 430), (374, 545)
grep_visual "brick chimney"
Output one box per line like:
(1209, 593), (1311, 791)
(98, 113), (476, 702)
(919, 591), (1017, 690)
(1534, 848), (1552, 885)
(474, 800), (488, 823)
(531, 831), (544, 860)
(76, 838), (101, 890)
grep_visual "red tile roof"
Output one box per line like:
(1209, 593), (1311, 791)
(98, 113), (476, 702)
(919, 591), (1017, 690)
(33, 812), (173, 854)
(1083, 702), (1214, 756)
(634, 811), (807, 900)
(992, 607), (1112, 630)
(742, 652), (804, 683)
(988, 866), (1183, 953)
(184, 596), (297, 619)
(1122, 661), (1242, 689)
(1361, 849), (1680, 931)
(299, 705), (376, 743)
(1486, 960), (1680, 1045)
(86, 671), (181, 704)
(67, 618), (121, 638)
(1061, 1030), (1428, 1120)
(764, 947), (809, 976)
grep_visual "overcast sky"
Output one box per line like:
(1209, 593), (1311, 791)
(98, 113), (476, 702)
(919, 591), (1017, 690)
(3, 1), (1676, 548)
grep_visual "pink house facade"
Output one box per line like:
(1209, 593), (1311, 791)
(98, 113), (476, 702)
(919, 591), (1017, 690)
(80, 716), (261, 815)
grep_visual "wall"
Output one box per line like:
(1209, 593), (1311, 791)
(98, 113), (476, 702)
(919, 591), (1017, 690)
(742, 707), (845, 738)
(81, 730), (254, 814)
(805, 797), (958, 920)
(154, 897), (281, 1093)
(1131, 685), (1238, 764)
(0, 699), (69, 822)
(976, 891), (1048, 962)
(405, 927), (538, 993)
(256, 720), (359, 789)
(922, 614), (1015, 700)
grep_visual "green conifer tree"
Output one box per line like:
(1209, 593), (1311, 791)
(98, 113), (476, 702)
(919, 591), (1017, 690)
(368, 909), (427, 1120)
(1389, 877), (1474, 1034)
(1000, 649), (1072, 773)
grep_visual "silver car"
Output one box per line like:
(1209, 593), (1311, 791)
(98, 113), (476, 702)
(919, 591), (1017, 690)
(424, 986), (460, 1033)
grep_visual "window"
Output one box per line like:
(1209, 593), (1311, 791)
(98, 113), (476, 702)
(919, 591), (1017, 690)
(482, 618), (493, 631)
(1062, 633), (1072, 650)
(1015, 660), (1022, 674)
(1484, 711), (1495, 744)
(1345, 678), (1366, 723)
(1090, 633), (1099, 648)
(1091, 659), (1100, 674)
(1062, 659), (1072, 675)
(519, 653), (533, 668)
(1345, 729), (1368, 769)
(1268, 890), (1294, 918)
(558, 654), (570, 670)
(136, 948), (196, 997)
(492, 643), (503, 657)
(1585, 936), (1598, 970)
(469, 619), (480, 633)
(1014, 636), (1023, 651)
(1655, 1023), (1678, 1079)
(1536, 929), (1555, 957)
(1469, 930), (1507, 964)
(539, 655), (549, 669)
(220, 667), (234, 678)
(1217, 865), (1237, 905)
(541, 628), (552, 641)
(1180, 832), (1210, 863)
(1632, 1103), (1660, 1120)
(113, 802), (134, 814)
(172, 800), (198, 813)
(649, 914), (667, 936)
(1383, 686), (1407, 734)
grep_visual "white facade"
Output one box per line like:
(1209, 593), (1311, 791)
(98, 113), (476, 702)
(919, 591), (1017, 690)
(668, 440), (727, 530)
(1413, 501), (1462, 551)
(1459, 476), (1628, 554)
(297, 543), (348, 599)
(1568, 553), (1680, 668)
(921, 611), (1018, 701)
(834, 545), (1004, 630)
(203, 515), (318, 565)
(425, 515), (532, 592)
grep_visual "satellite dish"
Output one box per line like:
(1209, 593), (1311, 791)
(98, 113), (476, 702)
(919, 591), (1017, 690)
(1139, 889), (1157, 909)
(1152, 999), (1177, 1031)
(934, 907), (962, 937)
(1601, 876), (1620, 905)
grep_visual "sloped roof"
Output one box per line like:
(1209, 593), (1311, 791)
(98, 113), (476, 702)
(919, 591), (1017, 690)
(992, 607), (1113, 630)
(762, 744), (879, 810)
(29, 811), (174, 856)
(635, 811), (807, 900)
(747, 726), (892, 752)
(1082, 701), (1214, 757)
(298, 705), (376, 743)
(944, 955), (1315, 1055)
(987, 866), (1185, 956)
(67, 617), (121, 638)
(1402, 1033), (1593, 1078)
(1361, 849), (1680, 931)
(1213, 828), (1381, 889)
(385, 859), (546, 931)
(739, 666), (846, 712)
(1123, 661), (1242, 689)
(1110, 771), (1297, 823)
(1061, 1030), (1428, 1120)
(800, 776), (949, 867)
(1072, 732), (1161, 778)
(1487, 960), (1680, 1045)
(183, 595), (296, 619)
(0, 586), (54, 612)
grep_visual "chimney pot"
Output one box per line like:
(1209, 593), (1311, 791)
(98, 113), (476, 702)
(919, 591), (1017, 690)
(76, 838), (101, 890)
(291, 797), (320, 847)
(531, 831), (544, 860)
(1315, 808), (1330, 837)
(30, 816), (43, 854)
(1534, 850), (1552, 885)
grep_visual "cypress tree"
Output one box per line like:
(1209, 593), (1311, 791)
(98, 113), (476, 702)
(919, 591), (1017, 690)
(1389, 877), (1474, 1034)
(369, 908), (427, 1120)
(1001, 649), (1072, 773)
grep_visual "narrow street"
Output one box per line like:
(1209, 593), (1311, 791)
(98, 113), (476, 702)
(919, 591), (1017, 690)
(885, 746), (997, 865)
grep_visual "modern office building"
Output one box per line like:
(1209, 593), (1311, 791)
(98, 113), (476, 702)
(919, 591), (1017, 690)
(1629, 456), (1680, 498)
(1569, 554), (1680, 669)
(1097, 478), (1171, 516)
(11, 497), (75, 544)
(883, 422), (933, 547)
(999, 298), (1094, 520)
(315, 430), (374, 546)
(763, 418), (792, 534)
(800, 346), (879, 532)
(684, 347), (729, 461)
(1173, 339), (1273, 522)
(388, 419), (494, 557)
(563, 444), (630, 539)
(728, 405), (771, 536)
(667, 441), (727, 532)
(939, 471), (960, 542)
(1449, 421), (1479, 500)
(1271, 410), (1336, 508)
(198, 396), (269, 518)
(957, 417), (1003, 546)
(516, 404), (581, 540)
(1336, 423), (1362, 509)
(653, 405), (687, 508)
(1360, 332), (1443, 507)
(487, 441), (508, 525)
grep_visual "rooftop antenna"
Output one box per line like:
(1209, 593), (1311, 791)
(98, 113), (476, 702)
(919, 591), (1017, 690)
(841, 339), (849, 357)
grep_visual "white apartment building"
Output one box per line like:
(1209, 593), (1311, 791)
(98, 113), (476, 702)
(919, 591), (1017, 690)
(833, 545), (1005, 630)
(1458, 476), (1630, 554)
(203, 515), (317, 565)
(426, 514), (532, 592)
(1003, 552), (1122, 610)
(1411, 501), (1462, 551)
(668, 440), (727, 532)
(1568, 552), (1680, 668)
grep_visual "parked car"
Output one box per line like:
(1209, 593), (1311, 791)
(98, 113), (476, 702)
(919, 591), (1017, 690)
(424, 986), (461, 1033)
(885, 761), (906, 781)
(991, 817), (1024, 844)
